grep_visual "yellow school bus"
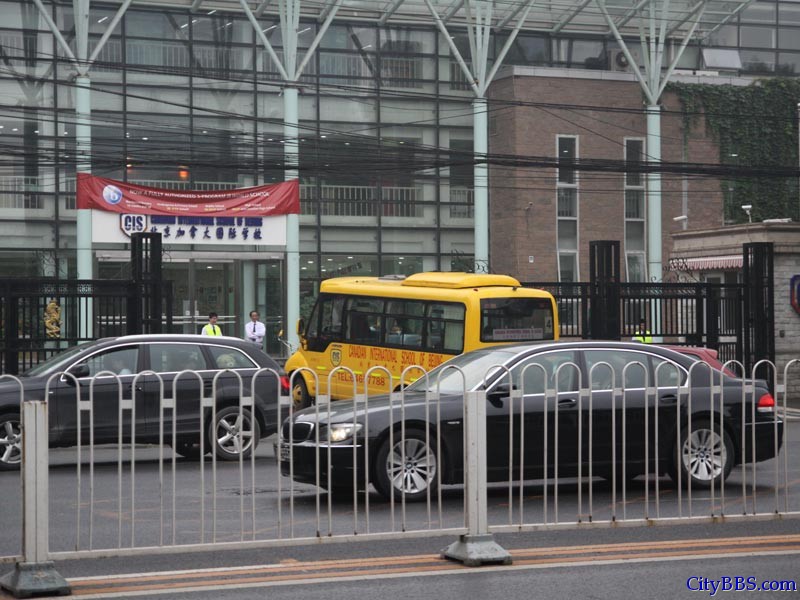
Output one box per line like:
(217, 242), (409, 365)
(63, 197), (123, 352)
(285, 272), (558, 406)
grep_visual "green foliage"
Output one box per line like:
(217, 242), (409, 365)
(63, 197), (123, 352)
(669, 78), (800, 224)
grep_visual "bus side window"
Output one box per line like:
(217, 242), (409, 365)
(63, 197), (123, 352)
(348, 313), (372, 343)
(443, 322), (464, 353)
(427, 303), (465, 354)
(306, 299), (321, 339)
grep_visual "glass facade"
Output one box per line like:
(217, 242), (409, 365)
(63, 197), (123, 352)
(0, 0), (798, 323)
(709, 0), (800, 73)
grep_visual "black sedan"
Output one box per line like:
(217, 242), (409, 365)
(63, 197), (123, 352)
(278, 341), (783, 501)
(0, 334), (288, 470)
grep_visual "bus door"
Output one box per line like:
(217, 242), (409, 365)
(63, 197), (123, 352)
(303, 294), (346, 398)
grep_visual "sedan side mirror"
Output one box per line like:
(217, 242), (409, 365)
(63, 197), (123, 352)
(67, 364), (90, 380)
(487, 382), (513, 404)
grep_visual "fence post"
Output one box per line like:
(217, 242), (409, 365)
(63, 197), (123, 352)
(0, 401), (70, 597)
(442, 390), (512, 567)
(706, 285), (719, 350)
(4, 294), (19, 375)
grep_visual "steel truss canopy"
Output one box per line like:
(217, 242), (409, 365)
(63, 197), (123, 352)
(112, 0), (748, 40)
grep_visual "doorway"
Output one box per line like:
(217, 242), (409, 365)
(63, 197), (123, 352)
(98, 256), (285, 356)
(165, 261), (235, 335)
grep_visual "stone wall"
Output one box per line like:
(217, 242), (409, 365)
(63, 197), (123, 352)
(672, 223), (800, 405)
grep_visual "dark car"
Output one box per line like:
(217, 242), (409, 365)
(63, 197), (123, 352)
(0, 334), (288, 470)
(278, 341), (782, 501)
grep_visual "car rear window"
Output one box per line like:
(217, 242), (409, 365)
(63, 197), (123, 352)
(207, 346), (257, 369)
(148, 343), (208, 372)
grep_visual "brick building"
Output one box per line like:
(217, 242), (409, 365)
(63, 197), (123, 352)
(488, 66), (738, 283)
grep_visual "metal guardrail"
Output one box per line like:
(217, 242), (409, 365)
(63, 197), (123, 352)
(0, 358), (798, 596)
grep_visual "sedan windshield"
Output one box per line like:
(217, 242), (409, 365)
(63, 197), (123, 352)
(405, 348), (518, 394)
(22, 344), (91, 377)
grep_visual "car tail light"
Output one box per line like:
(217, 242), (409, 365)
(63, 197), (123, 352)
(757, 393), (775, 413)
(280, 375), (290, 395)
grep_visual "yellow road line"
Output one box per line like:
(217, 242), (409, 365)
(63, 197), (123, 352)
(56, 534), (800, 597)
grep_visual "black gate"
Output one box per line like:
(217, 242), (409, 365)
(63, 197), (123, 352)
(743, 242), (775, 376)
(588, 241), (621, 340)
(523, 242), (774, 373)
(0, 233), (172, 375)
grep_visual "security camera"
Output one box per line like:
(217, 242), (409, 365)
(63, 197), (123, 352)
(673, 215), (688, 222)
(741, 204), (752, 212)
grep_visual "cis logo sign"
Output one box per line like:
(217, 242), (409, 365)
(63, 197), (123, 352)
(120, 214), (147, 237)
(791, 275), (800, 316)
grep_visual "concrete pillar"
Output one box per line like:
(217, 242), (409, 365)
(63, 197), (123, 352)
(75, 75), (92, 282)
(647, 104), (663, 341)
(284, 86), (300, 348)
(473, 98), (488, 273)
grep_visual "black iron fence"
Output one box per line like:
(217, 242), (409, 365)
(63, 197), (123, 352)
(528, 281), (745, 364)
(1, 233), (172, 375)
(0, 278), (173, 375)
(524, 241), (774, 378)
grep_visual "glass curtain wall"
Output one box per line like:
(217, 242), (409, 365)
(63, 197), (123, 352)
(2, 0), (797, 322)
(0, 1), (479, 324)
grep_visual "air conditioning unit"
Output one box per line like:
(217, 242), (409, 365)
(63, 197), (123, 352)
(607, 49), (639, 72)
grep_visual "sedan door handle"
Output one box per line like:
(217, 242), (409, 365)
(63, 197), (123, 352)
(558, 397), (577, 406)
(659, 394), (678, 403)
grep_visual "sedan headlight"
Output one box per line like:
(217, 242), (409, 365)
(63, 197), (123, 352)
(323, 423), (363, 443)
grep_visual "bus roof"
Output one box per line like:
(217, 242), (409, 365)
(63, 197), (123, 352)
(319, 272), (538, 296)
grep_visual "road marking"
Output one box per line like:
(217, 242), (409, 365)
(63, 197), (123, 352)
(28, 534), (800, 598)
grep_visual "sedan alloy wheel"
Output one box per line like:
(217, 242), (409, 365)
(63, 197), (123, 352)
(676, 418), (733, 488)
(375, 428), (437, 501)
(0, 412), (22, 470)
(209, 406), (260, 460)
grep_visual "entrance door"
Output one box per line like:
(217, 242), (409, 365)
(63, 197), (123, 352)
(164, 261), (236, 336)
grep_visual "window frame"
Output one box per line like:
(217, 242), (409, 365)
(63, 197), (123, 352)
(624, 137), (647, 283)
(556, 135), (580, 283)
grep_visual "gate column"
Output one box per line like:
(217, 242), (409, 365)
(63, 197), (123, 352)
(743, 242), (775, 376)
(131, 232), (164, 334)
(589, 241), (621, 340)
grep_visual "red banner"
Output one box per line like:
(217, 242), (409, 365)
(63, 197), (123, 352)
(77, 173), (299, 216)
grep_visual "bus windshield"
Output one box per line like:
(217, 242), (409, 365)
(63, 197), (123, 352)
(480, 297), (554, 342)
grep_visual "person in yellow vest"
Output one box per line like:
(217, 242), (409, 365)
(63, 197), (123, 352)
(632, 318), (652, 343)
(201, 312), (222, 336)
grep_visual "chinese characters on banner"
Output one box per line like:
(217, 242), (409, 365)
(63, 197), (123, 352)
(77, 174), (299, 246)
(121, 214), (270, 243)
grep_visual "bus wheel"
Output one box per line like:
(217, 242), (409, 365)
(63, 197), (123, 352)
(292, 377), (312, 410)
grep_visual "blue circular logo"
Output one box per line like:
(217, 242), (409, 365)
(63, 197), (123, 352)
(102, 185), (123, 205)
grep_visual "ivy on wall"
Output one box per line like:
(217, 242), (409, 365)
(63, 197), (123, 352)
(668, 78), (800, 224)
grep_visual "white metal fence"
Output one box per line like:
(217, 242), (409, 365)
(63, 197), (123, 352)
(0, 358), (798, 594)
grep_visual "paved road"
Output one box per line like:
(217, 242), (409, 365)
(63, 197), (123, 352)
(0, 418), (798, 598)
